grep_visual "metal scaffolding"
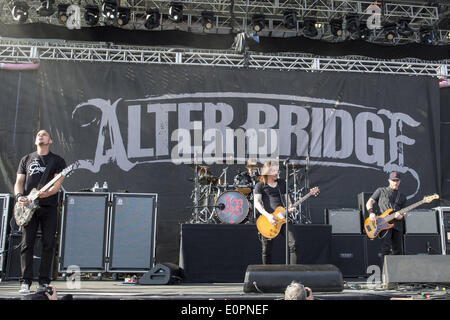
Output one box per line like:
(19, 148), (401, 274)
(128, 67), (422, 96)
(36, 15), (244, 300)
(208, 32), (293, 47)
(0, 38), (448, 78)
(1, 0), (449, 45)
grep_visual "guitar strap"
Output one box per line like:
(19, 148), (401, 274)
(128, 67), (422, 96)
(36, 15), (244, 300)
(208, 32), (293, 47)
(37, 155), (55, 190)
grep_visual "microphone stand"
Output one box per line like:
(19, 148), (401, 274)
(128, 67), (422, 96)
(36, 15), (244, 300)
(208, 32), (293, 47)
(284, 158), (290, 265)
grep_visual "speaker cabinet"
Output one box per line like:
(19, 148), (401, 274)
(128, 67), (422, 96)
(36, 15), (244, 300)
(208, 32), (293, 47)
(59, 192), (109, 272)
(405, 209), (438, 234)
(243, 264), (344, 293)
(330, 235), (367, 277)
(5, 233), (54, 280)
(383, 255), (450, 287)
(0, 194), (13, 274)
(107, 193), (158, 272)
(404, 234), (441, 255)
(138, 263), (183, 285)
(325, 208), (362, 234)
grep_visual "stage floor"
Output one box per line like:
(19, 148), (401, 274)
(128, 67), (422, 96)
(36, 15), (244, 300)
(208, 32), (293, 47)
(0, 279), (447, 301)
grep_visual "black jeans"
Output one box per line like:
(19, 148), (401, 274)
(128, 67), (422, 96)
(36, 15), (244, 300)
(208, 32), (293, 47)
(380, 228), (404, 266)
(20, 205), (58, 286)
(260, 225), (297, 265)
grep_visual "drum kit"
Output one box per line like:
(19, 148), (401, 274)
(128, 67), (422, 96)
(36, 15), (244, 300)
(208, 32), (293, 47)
(188, 160), (312, 225)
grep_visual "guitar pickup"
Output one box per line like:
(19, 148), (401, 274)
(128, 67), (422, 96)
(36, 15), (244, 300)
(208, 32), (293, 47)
(366, 225), (372, 232)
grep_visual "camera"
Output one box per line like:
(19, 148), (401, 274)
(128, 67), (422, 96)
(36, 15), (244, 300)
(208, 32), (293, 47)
(37, 284), (53, 295)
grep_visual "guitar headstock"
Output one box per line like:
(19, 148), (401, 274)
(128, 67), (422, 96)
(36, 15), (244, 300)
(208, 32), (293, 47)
(62, 161), (80, 177)
(309, 186), (320, 196)
(423, 194), (439, 203)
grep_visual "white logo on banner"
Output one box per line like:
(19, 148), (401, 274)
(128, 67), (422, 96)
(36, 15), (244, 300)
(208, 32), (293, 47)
(71, 92), (422, 198)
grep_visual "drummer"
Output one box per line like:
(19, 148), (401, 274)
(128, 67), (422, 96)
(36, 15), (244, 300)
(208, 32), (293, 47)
(234, 158), (259, 195)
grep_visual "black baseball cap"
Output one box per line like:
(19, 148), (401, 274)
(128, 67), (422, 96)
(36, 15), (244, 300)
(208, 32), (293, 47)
(389, 172), (401, 180)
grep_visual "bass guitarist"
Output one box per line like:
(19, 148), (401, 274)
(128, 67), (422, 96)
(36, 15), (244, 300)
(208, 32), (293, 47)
(14, 130), (66, 294)
(366, 172), (407, 265)
(254, 160), (297, 265)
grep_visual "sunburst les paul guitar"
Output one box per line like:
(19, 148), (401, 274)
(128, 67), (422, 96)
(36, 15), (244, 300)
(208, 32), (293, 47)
(14, 162), (78, 227)
(256, 186), (320, 239)
(363, 194), (439, 239)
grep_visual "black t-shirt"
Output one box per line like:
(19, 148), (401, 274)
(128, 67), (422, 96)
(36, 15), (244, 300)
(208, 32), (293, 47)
(254, 180), (289, 214)
(370, 186), (407, 230)
(17, 151), (66, 207)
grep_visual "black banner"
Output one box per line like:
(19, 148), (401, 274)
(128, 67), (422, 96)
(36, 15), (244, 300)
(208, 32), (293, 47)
(0, 61), (442, 263)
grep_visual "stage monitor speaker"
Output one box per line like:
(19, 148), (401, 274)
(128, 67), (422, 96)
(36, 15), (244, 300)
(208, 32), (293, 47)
(330, 235), (367, 277)
(404, 234), (441, 255)
(383, 255), (450, 287)
(5, 233), (54, 280)
(325, 208), (362, 234)
(107, 193), (158, 272)
(358, 192), (378, 220)
(243, 264), (344, 293)
(0, 194), (13, 273)
(138, 263), (183, 285)
(59, 192), (109, 272)
(405, 209), (438, 234)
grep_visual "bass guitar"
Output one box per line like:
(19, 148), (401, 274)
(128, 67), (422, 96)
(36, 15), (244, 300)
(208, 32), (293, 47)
(14, 162), (78, 227)
(363, 194), (439, 239)
(256, 186), (320, 239)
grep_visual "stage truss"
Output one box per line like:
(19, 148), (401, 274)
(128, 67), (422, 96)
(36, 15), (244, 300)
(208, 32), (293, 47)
(0, 38), (448, 78)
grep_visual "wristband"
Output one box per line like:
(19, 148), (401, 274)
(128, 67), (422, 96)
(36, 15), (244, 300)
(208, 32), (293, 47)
(15, 193), (23, 200)
(368, 208), (375, 214)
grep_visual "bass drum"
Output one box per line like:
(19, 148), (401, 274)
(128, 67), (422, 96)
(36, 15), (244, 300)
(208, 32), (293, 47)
(215, 190), (249, 224)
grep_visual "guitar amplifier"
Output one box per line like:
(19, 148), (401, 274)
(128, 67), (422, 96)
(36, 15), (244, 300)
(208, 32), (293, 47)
(405, 209), (438, 234)
(325, 208), (362, 234)
(0, 194), (14, 274)
(330, 234), (367, 277)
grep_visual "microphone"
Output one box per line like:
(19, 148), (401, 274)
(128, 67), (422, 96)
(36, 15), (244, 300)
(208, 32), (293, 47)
(283, 158), (290, 167)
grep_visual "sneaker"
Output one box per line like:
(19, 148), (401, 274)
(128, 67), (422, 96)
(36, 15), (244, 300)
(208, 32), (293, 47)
(19, 283), (31, 294)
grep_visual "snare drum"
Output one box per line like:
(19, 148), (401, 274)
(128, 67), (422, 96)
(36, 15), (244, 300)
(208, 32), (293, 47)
(215, 190), (249, 224)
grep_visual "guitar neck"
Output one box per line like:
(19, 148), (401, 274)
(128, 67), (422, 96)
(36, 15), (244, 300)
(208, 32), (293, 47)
(292, 192), (313, 207)
(39, 173), (62, 193)
(385, 200), (424, 222)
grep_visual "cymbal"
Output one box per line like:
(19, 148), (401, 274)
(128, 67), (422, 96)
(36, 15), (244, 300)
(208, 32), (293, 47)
(245, 164), (259, 169)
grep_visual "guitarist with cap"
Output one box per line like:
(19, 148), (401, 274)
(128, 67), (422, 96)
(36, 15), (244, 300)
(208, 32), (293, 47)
(366, 171), (407, 265)
(14, 130), (66, 294)
(254, 160), (297, 265)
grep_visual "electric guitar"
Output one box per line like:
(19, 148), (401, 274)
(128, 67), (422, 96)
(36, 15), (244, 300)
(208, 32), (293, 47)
(256, 186), (320, 239)
(363, 194), (439, 239)
(14, 162), (78, 227)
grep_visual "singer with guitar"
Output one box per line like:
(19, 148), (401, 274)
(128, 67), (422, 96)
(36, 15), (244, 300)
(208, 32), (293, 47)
(254, 160), (297, 265)
(14, 130), (66, 294)
(366, 171), (407, 264)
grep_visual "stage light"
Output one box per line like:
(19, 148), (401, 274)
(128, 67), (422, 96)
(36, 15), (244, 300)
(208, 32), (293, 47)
(84, 5), (100, 26)
(168, 2), (183, 22)
(346, 14), (360, 34)
(57, 3), (69, 23)
(117, 7), (130, 26)
(330, 19), (343, 37)
(358, 23), (371, 40)
(145, 9), (160, 29)
(37, 0), (55, 17)
(419, 26), (435, 44)
(283, 10), (298, 29)
(11, 1), (29, 23)
(102, 0), (117, 21)
(251, 14), (265, 32)
(397, 19), (414, 37)
(201, 11), (214, 30)
(303, 18), (318, 38)
(383, 23), (397, 41)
